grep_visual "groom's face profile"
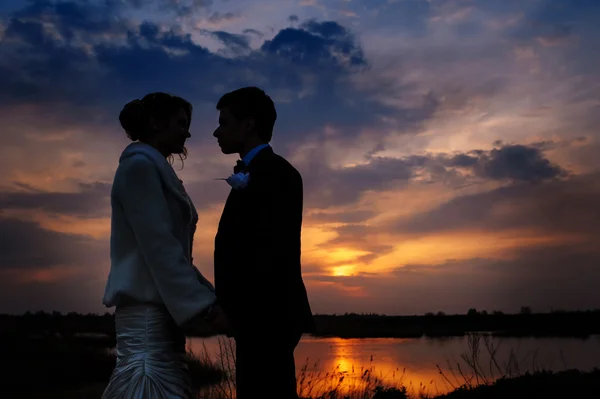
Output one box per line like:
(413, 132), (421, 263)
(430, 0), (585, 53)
(214, 107), (250, 155)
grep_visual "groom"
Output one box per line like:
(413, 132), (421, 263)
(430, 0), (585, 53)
(212, 87), (315, 399)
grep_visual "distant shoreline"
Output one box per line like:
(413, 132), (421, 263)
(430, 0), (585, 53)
(2, 309), (600, 340)
(307, 311), (600, 340)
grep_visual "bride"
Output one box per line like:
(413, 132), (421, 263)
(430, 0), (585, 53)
(101, 92), (229, 398)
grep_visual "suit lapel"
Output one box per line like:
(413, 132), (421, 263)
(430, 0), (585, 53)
(218, 147), (273, 230)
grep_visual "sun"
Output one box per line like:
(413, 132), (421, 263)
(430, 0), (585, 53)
(331, 264), (357, 277)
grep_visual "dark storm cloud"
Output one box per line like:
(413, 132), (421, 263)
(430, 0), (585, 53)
(450, 144), (567, 182)
(391, 172), (600, 236)
(0, 217), (105, 269)
(123, 0), (213, 16)
(263, 19), (366, 68)
(210, 30), (250, 51)
(0, 1), (430, 146)
(242, 28), (263, 38)
(207, 11), (238, 24)
(0, 182), (111, 218)
(302, 155), (416, 208)
(0, 1), (126, 106)
(302, 142), (563, 209)
(508, 0), (600, 44)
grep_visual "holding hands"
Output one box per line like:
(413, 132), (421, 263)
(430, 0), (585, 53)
(205, 303), (235, 337)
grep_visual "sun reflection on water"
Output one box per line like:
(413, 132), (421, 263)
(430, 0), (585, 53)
(188, 336), (453, 397)
(295, 337), (441, 397)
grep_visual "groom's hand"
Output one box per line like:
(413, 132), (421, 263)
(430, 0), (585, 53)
(209, 304), (234, 336)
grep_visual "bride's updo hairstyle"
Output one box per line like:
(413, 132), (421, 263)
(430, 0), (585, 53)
(119, 92), (193, 142)
(119, 92), (193, 166)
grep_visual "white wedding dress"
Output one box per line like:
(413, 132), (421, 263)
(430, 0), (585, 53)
(101, 303), (193, 399)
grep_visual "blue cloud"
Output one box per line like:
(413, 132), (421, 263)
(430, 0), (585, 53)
(389, 172), (600, 236)
(122, 0), (213, 16)
(0, 216), (103, 269)
(210, 30), (250, 51)
(358, 0), (431, 36)
(261, 19), (367, 69)
(476, 144), (566, 182)
(0, 0), (435, 146)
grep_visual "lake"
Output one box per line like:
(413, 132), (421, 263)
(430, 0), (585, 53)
(188, 334), (600, 397)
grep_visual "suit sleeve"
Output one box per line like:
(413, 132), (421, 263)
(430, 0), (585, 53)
(115, 155), (216, 326)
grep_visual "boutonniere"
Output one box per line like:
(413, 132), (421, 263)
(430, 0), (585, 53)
(215, 172), (250, 189)
(215, 160), (250, 190)
(226, 172), (250, 189)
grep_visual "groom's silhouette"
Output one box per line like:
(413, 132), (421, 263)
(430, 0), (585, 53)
(213, 87), (315, 399)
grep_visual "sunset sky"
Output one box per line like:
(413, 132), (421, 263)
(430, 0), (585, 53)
(1, 0), (599, 315)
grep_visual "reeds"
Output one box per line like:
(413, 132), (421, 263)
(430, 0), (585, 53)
(196, 333), (581, 399)
(197, 336), (409, 399)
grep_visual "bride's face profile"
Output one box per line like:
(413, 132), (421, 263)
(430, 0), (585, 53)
(150, 107), (191, 156)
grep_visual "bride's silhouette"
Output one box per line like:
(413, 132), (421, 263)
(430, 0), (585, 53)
(102, 93), (227, 399)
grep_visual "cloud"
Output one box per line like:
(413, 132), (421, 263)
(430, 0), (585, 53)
(448, 143), (567, 182)
(391, 172), (600, 236)
(124, 0), (213, 16)
(0, 216), (106, 270)
(260, 19), (367, 69)
(209, 30), (251, 53)
(303, 155), (416, 208)
(509, 0), (599, 45)
(208, 11), (238, 25)
(301, 142), (563, 209)
(320, 223), (395, 264)
(0, 1), (432, 149)
(243, 28), (263, 38)
(0, 182), (111, 218)
(308, 210), (376, 224)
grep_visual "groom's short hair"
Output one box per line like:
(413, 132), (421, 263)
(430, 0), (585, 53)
(216, 87), (277, 142)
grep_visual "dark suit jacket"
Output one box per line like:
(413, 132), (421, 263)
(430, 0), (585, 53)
(214, 147), (315, 335)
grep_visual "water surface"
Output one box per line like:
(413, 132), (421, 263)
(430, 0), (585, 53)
(188, 334), (600, 396)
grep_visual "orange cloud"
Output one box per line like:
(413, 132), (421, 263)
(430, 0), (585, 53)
(2, 266), (83, 284)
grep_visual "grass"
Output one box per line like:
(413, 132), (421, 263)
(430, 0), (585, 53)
(433, 369), (600, 399)
(198, 336), (411, 399)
